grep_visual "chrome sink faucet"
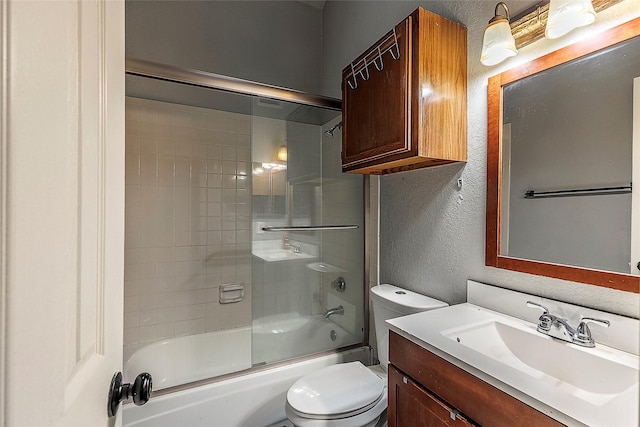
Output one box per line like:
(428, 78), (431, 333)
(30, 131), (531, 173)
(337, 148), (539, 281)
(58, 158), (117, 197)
(323, 305), (344, 319)
(526, 301), (610, 347)
(282, 235), (301, 253)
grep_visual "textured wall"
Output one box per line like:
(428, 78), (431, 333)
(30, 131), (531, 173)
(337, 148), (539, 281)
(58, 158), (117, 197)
(126, 0), (323, 93)
(321, 0), (640, 317)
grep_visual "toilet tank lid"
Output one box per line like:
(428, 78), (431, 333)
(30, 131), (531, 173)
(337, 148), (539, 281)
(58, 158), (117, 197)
(370, 284), (448, 313)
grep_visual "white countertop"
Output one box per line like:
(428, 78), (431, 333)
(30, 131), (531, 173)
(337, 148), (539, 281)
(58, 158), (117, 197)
(387, 303), (639, 427)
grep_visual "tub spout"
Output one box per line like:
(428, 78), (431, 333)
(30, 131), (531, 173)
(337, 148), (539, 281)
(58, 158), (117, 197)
(323, 305), (344, 319)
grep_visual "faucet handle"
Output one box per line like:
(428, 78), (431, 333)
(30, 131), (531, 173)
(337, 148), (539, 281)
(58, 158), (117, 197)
(526, 301), (552, 331)
(574, 317), (610, 347)
(526, 301), (549, 314)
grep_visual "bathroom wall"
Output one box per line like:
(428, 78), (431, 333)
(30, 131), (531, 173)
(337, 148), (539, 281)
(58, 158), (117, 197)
(126, 0), (323, 93)
(124, 97), (252, 347)
(321, 0), (640, 318)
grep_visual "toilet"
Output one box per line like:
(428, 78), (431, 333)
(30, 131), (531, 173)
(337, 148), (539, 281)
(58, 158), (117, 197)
(285, 284), (448, 427)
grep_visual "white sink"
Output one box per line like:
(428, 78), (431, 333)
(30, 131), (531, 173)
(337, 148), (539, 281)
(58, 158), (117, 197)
(442, 319), (638, 405)
(388, 303), (639, 427)
(252, 247), (315, 262)
(252, 240), (317, 262)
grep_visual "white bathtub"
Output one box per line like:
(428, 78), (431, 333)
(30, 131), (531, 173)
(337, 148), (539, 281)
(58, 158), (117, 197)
(125, 313), (360, 391)
(124, 327), (252, 390)
(122, 347), (370, 427)
(252, 313), (359, 365)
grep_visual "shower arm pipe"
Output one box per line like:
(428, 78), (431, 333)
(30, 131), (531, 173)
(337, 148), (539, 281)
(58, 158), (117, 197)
(125, 58), (342, 110)
(261, 225), (359, 232)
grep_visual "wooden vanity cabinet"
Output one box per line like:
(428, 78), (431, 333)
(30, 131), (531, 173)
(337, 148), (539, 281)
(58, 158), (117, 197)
(341, 8), (467, 175)
(389, 365), (477, 426)
(388, 331), (564, 427)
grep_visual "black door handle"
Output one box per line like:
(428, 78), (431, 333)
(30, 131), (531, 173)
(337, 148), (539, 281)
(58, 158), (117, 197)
(108, 371), (152, 417)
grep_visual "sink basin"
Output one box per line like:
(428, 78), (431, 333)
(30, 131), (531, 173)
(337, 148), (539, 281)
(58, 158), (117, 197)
(252, 248), (315, 262)
(442, 320), (638, 404)
(388, 303), (639, 427)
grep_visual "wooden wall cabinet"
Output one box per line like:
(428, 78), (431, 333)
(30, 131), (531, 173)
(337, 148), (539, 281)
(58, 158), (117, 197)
(341, 8), (467, 175)
(388, 331), (564, 427)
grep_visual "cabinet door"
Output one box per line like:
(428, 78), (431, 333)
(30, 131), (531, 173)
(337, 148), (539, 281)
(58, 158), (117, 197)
(388, 365), (477, 427)
(342, 17), (414, 170)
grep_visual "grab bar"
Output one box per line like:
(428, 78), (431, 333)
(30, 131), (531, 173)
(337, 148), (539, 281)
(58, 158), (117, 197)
(261, 225), (359, 232)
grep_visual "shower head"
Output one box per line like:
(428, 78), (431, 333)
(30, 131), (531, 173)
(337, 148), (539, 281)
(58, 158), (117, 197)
(324, 122), (343, 138)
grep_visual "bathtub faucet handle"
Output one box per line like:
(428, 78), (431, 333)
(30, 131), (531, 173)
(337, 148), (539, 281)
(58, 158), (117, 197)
(331, 277), (346, 292)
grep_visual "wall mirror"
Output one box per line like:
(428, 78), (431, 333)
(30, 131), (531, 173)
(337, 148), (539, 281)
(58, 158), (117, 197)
(487, 17), (640, 293)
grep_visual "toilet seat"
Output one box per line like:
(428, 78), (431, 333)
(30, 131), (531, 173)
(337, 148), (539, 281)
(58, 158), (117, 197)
(286, 362), (387, 426)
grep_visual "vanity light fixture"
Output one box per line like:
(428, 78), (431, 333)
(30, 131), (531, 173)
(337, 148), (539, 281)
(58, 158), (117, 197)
(481, 2), (518, 66)
(508, 0), (617, 49)
(545, 0), (596, 39)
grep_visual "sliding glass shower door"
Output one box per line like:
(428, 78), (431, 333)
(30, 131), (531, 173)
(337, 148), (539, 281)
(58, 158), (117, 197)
(124, 66), (364, 390)
(250, 100), (364, 366)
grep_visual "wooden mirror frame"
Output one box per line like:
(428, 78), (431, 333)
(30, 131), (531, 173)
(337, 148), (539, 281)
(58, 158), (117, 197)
(486, 17), (640, 293)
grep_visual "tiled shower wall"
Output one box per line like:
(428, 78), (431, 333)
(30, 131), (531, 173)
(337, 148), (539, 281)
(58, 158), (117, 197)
(124, 97), (252, 347)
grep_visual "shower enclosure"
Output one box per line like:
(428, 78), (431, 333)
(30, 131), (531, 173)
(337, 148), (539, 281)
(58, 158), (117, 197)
(123, 60), (365, 390)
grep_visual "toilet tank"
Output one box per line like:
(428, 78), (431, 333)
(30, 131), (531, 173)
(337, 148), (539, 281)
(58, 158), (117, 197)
(370, 284), (448, 369)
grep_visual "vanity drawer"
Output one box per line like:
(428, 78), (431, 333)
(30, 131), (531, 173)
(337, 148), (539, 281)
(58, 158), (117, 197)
(389, 331), (564, 427)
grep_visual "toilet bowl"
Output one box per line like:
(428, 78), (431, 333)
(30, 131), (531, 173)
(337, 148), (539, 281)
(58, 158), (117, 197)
(285, 284), (448, 427)
(285, 362), (387, 427)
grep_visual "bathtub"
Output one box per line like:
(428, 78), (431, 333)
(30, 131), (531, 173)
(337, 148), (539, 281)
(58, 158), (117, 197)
(252, 313), (359, 365)
(122, 347), (371, 427)
(124, 327), (253, 390)
(124, 313), (360, 390)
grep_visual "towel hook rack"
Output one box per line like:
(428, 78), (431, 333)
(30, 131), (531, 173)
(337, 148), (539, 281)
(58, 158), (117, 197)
(347, 26), (400, 90)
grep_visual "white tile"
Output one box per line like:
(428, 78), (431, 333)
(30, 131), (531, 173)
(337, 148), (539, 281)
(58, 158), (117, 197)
(139, 309), (157, 326)
(207, 144), (222, 159)
(207, 189), (222, 203)
(223, 146), (236, 160)
(236, 162), (248, 176)
(207, 231), (222, 246)
(175, 142), (191, 157)
(123, 327), (140, 346)
(124, 295), (140, 313)
(191, 232), (207, 246)
(221, 231), (235, 244)
(124, 311), (140, 328)
(207, 217), (222, 231)
(157, 139), (174, 156)
(156, 322), (175, 340)
(222, 175), (236, 189)
(221, 218), (235, 231)
(207, 174), (222, 188)
(222, 161), (236, 175)
(138, 324), (159, 343)
(222, 189), (236, 203)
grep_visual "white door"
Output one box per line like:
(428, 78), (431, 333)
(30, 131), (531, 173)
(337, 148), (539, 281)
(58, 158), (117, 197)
(632, 77), (639, 275)
(1, 1), (126, 426)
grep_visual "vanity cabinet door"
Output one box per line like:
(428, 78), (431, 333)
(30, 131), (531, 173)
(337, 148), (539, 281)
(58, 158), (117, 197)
(388, 365), (477, 427)
(341, 7), (467, 175)
(389, 332), (564, 427)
